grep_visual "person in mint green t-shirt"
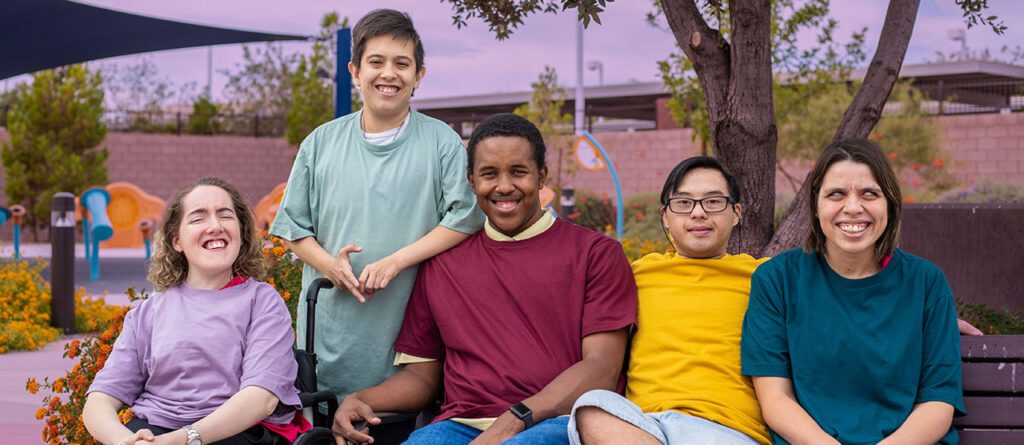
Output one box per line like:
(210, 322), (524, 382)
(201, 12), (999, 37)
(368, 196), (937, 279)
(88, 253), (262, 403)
(742, 139), (964, 445)
(270, 10), (483, 401)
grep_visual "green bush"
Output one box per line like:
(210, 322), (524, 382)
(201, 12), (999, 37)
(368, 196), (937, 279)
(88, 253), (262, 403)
(623, 193), (664, 241)
(957, 299), (1024, 335)
(188, 97), (222, 135)
(571, 190), (615, 234)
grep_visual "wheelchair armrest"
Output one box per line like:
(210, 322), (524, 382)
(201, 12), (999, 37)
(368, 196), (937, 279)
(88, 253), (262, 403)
(350, 412), (420, 445)
(300, 390), (339, 428)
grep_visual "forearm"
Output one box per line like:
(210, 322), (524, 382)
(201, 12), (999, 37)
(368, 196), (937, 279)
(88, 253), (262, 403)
(354, 362), (441, 413)
(526, 358), (619, 421)
(752, 377), (839, 445)
(185, 386), (280, 444)
(82, 392), (133, 445)
(390, 226), (470, 270)
(880, 402), (954, 445)
(284, 237), (333, 273)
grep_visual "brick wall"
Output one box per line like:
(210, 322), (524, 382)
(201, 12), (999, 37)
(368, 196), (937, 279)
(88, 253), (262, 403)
(0, 130), (296, 207)
(934, 113), (1024, 185)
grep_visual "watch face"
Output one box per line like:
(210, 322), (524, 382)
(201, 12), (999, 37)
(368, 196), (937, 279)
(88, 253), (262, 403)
(187, 439), (202, 445)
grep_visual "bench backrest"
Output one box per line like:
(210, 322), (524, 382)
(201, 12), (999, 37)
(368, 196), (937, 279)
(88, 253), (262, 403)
(956, 335), (1024, 444)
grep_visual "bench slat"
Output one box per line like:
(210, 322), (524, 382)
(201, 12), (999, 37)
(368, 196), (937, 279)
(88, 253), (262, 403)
(958, 428), (1024, 445)
(962, 336), (1024, 361)
(954, 397), (1024, 428)
(962, 362), (1023, 393)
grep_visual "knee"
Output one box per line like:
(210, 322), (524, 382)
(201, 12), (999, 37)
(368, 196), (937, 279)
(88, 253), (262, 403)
(575, 406), (615, 438)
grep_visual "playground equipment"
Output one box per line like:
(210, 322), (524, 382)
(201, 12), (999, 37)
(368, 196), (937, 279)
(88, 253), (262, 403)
(81, 187), (114, 282)
(9, 205), (25, 258)
(255, 183), (287, 231)
(139, 219), (155, 261)
(100, 182), (166, 249)
(574, 131), (624, 240)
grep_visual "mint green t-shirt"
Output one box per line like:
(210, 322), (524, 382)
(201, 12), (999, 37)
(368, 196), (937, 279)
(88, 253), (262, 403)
(270, 110), (484, 399)
(741, 248), (965, 445)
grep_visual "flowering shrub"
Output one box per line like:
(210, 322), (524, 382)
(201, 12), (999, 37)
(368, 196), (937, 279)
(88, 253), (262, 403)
(956, 299), (1024, 335)
(0, 260), (60, 353)
(263, 234), (303, 324)
(571, 190), (615, 233)
(75, 290), (123, 334)
(28, 288), (138, 445)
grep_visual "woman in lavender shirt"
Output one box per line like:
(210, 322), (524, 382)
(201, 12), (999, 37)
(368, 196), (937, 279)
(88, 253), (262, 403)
(83, 178), (306, 445)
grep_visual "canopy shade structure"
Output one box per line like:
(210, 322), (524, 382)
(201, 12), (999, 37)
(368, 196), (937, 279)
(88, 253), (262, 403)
(1, 0), (308, 80)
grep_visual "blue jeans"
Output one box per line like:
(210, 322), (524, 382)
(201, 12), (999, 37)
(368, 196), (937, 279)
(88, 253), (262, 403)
(404, 417), (570, 445)
(568, 390), (760, 445)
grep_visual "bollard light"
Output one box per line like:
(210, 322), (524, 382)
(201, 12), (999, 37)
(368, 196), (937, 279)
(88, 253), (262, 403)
(139, 219), (154, 261)
(560, 188), (576, 221)
(51, 192), (76, 334)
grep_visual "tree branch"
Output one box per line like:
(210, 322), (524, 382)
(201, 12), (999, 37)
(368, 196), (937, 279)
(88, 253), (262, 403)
(834, 0), (921, 140)
(765, 0), (922, 257)
(661, 0), (731, 120)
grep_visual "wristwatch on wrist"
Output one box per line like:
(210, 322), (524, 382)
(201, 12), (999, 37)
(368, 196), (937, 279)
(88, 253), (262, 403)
(183, 424), (202, 445)
(508, 402), (535, 430)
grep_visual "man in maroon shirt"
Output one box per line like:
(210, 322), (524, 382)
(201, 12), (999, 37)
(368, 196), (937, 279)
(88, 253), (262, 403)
(332, 113), (638, 445)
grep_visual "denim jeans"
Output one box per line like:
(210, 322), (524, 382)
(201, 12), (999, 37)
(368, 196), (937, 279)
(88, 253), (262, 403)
(404, 417), (570, 445)
(568, 390), (760, 445)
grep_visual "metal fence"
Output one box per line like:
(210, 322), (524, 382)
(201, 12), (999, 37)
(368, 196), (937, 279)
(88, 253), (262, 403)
(103, 110), (286, 138)
(912, 78), (1024, 115)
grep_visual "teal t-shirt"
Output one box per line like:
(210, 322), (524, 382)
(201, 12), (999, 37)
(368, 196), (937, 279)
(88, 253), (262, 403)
(741, 248), (965, 445)
(270, 110), (484, 399)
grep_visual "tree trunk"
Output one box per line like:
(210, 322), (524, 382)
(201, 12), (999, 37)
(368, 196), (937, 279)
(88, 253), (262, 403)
(663, 0), (777, 255)
(764, 0), (921, 257)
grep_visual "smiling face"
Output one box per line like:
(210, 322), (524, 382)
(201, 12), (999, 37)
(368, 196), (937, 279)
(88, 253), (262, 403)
(350, 35), (424, 129)
(469, 135), (548, 238)
(815, 160), (889, 263)
(172, 185), (242, 285)
(662, 168), (741, 259)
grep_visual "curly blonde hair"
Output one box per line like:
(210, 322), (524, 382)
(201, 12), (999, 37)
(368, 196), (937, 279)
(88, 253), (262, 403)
(147, 177), (266, 291)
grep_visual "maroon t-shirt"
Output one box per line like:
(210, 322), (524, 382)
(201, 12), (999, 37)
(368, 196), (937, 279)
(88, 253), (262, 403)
(394, 218), (638, 422)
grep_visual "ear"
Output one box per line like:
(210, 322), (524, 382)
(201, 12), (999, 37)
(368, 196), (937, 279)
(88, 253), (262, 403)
(172, 235), (183, 253)
(731, 203), (742, 228)
(414, 66), (426, 89)
(466, 171), (475, 189)
(661, 206), (670, 229)
(348, 61), (360, 87)
(538, 165), (549, 186)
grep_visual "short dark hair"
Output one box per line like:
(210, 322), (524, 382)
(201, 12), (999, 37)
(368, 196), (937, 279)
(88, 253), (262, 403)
(659, 156), (742, 205)
(805, 139), (902, 262)
(352, 9), (425, 72)
(466, 113), (547, 174)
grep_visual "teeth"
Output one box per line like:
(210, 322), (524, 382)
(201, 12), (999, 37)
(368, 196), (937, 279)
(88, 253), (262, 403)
(205, 240), (226, 249)
(496, 201), (516, 210)
(378, 86), (398, 93)
(838, 223), (867, 234)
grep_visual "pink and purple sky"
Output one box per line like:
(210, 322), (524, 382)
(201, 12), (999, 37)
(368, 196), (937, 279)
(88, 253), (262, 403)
(5, 0), (1022, 101)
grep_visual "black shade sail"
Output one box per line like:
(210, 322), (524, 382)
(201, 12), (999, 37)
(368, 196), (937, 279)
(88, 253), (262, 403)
(1, 0), (308, 80)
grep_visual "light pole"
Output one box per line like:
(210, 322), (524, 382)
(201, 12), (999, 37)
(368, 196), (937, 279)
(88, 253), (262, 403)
(587, 60), (603, 86)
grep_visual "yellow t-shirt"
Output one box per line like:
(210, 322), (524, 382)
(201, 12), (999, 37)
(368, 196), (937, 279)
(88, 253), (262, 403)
(627, 252), (771, 445)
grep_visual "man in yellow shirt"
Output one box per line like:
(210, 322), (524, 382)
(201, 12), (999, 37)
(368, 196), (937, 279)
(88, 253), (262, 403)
(569, 156), (769, 445)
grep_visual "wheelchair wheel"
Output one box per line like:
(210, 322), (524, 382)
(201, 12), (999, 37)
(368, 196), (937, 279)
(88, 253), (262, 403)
(293, 426), (334, 445)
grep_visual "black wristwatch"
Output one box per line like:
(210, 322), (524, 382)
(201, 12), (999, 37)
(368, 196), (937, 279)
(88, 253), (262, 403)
(508, 402), (534, 429)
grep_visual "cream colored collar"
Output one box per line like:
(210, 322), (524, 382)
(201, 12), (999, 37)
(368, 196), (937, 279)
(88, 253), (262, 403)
(484, 211), (555, 242)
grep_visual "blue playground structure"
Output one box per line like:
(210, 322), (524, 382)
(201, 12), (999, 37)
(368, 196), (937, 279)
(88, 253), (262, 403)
(81, 187), (114, 281)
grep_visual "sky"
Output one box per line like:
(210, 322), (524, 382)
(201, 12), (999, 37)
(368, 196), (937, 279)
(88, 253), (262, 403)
(3, 0), (1022, 103)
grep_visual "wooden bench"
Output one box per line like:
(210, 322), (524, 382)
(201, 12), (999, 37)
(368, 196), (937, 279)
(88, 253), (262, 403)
(957, 335), (1024, 444)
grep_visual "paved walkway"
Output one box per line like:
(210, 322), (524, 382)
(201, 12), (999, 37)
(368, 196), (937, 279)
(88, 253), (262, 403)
(1, 244), (148, 444)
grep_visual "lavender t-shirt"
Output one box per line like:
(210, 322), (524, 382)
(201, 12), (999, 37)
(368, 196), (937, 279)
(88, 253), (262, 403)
(88, 280), (301, 429)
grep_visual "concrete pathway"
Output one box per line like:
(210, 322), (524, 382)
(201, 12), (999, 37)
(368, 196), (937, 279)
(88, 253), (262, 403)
(0, 337), (81, 445)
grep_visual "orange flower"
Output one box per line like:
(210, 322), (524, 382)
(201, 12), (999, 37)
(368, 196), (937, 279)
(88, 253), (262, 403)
(66, 340), (80, 358)
(35, 407), (46, 420)
(903, 196), (917, 203)
(26, 378), (39, 394)
(52, 378), (64, 393)
(887, 152), (897, 159)
(933, 158), (945, 168)
(911, 163), (921, 171)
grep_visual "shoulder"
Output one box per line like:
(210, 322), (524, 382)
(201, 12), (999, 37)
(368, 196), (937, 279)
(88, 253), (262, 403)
(756, 248), (810, 274)
(411, 111), (464, 145)
(892, 249), (944, 277)
(299, 113), (360, 152)
(245, 280), (289, 310)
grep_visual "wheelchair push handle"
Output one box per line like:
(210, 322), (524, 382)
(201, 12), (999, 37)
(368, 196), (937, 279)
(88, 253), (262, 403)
(304, 278), (334, 353)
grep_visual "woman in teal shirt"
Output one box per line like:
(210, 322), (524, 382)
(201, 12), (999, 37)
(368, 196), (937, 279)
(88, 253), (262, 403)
(741, 139), (964, 444)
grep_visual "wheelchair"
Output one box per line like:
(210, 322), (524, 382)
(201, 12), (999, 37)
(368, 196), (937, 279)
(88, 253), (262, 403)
(292, 278), (423, 445)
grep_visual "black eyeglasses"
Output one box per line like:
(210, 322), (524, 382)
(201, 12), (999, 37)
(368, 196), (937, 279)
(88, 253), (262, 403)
(665, 196), (733, 214)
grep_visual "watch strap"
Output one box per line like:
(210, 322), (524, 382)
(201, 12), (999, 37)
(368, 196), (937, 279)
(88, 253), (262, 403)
(183, 424), (202, 445)
(508, 402), (534, 429)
